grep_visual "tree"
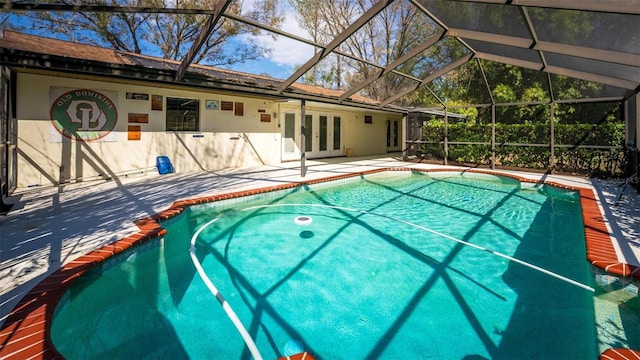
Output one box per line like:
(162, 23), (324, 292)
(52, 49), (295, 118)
(8, 0), (283, 67)
(288, 0), (441, 103)
(289, 0), (329, 85)
(412, 2), (615, 117)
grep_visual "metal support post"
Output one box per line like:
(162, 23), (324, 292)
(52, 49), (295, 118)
(300, 100), (306, 177)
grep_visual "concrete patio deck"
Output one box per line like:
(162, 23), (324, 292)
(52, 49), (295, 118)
(1, 154), (639, 332)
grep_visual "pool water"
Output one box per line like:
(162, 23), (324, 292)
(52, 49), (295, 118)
(51, 172), (630, 359)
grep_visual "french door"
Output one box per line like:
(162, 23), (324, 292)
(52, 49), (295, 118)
(386, 119), (400, 152)
(282, 112), (342, 161)
(304, 113), (342, 158)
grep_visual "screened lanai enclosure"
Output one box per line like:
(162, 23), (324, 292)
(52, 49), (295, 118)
(400, 2), (639, 180)
(1, 2), (640, 360)
(0, 0), (639, 199)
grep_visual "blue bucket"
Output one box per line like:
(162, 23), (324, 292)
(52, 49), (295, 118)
(156, 156), (174, 175)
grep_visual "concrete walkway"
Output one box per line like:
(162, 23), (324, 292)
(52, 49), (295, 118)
(1, 155), (639, 327)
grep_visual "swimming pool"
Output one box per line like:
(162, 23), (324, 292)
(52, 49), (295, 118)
(49, 171), (638, 359)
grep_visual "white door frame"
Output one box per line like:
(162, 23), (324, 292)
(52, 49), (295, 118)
(281, 109), (344, 160)
(386, 118), (401, 152)
(281, 111), (300, 161)
(305, 112), (342, 158)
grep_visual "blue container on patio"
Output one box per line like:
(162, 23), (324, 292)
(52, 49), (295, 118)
(156, 156), (174, 175)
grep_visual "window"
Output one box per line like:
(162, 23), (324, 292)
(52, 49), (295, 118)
(364, 115), (373, 124)
(333, 116), (341, 150)
(166, 97), (199, 131)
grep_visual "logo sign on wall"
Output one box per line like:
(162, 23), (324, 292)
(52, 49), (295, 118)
(50, 88), (118, 142)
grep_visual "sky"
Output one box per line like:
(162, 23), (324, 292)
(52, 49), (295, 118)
(227, 2), (316, 80)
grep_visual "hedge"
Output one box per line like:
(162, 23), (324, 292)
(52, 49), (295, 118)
(418, 122), (626, 177)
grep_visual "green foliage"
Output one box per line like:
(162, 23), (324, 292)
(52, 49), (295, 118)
(492, 84), (516, 104)
(449, 144), (493, 165)
(420, 117), (625, 176)
(445, 101), (478, 123)
(496, 123), (550, 143)
(555, 122), (624, 146)
(555, 148), (625, 176)
(450, 123), (491, 142)
(290, 0), (440, 97)
(522, 87), (548, 102)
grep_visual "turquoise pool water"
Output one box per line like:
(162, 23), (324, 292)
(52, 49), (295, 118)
(52, 171), (603, 359)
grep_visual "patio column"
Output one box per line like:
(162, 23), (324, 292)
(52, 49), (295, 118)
(301, 100), (306, 177)
(444, 108), (448, 166)
(627, 94), (639, 190)
(550, 102), (555, 173)
(491, 104), (496, 170)
(402, 113), (408, 160)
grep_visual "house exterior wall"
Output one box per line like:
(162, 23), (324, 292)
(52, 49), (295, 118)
(277, 102), (402, 158)
(15, 71), (403, 188)
(343, 112), (391, 156)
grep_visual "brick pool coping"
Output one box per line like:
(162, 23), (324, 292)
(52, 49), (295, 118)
(1, 167), (638, 359)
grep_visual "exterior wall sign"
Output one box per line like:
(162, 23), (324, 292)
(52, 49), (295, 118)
(50, 88), (118, 142)
(234, 102), (244, 116)
(128, 113), (149, 123)
(205, 99), (219, 110)
(128, 125), (141, 140)
(151, 95), (163, 111)
(221, 101), (233, 111)
(126, 92), (149, 100)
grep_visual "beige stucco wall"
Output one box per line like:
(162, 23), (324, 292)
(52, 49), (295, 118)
(278, 102), (403, 158)
(15, 71), (402, 187)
